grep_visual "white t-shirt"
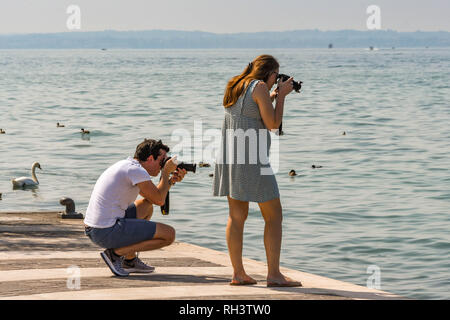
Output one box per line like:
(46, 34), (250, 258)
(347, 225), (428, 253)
(84, 157), (152, 228)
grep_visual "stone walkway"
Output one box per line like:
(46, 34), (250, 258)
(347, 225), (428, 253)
(0, 212), (401, 300)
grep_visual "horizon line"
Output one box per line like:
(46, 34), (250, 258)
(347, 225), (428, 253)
(1, 28), (450, 36)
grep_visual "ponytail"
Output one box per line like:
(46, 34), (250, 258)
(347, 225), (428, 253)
(229, 63), (253, 90)
(223, 55), (279, 108)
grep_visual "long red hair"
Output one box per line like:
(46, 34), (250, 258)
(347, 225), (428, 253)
(223, 54), (279, 108)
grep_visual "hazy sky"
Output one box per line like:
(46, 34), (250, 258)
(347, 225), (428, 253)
(1, 0), (449, 34)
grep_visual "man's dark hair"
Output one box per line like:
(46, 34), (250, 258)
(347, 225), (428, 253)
(134, 139), (170, 162)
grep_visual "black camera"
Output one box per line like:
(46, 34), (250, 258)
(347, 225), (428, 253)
(277, 74), (302, 92)
(159, 156), (196, 215)
(275, 74), (303, 135)
(160, 156), (196, 173)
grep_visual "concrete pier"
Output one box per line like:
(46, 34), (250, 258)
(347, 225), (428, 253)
(0, 211), (401, 300)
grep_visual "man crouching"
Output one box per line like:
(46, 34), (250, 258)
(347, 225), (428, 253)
(84, 138), (186, 276)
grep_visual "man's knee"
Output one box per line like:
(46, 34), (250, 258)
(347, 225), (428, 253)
(155, 223), (176, 245)
(145, 201), (153, 219)
(136, 198), (154, 220)
(166, 225), (176, 245)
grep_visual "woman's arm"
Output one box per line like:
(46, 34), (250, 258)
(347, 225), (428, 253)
(252, 79), (293, 130)
(270, 89), (278, 102)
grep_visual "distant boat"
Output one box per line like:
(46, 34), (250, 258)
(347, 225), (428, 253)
(101, 48), (107, 51)
(369, 46), (374, 51)
(328, 43), (333, 49)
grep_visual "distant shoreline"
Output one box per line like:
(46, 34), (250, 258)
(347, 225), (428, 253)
(1, 47), (449, 51)
(1, 29), (449, 49)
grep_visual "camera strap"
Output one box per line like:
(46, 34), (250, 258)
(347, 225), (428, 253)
(159, 175), (170, 215)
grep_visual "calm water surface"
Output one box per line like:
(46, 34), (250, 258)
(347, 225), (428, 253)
(0, 48), (449, 299)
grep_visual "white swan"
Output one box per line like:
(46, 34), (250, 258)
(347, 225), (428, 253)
(11, 162), (42, 188)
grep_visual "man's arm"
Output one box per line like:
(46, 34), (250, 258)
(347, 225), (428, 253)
(137, 171), (172, 207)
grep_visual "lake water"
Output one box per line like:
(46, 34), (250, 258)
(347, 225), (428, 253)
(0, 48), (449, 299)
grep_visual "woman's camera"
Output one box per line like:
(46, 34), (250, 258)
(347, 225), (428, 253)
(277, 73), (303, 92)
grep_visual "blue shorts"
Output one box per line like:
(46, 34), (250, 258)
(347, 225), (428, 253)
(85, 204), (157, 249)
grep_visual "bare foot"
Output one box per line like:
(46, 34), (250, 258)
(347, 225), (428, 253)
(267, 274), (302, 287)
(230, 273), (257, 285)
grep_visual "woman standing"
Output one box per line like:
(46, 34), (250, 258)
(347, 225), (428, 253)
(213, 55), (302, 287)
